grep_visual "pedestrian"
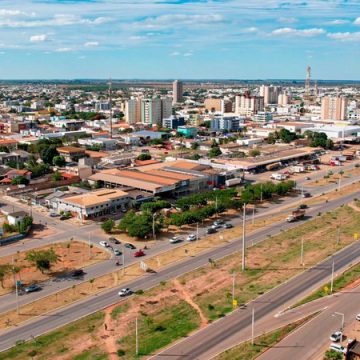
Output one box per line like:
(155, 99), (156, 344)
(104, 323), (108, 331)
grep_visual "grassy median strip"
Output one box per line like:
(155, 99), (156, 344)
(213, 313), (318, 360)
(294, 261), (360, 308)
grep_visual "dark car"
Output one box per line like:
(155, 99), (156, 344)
(24, 284), (41, 293)
(109, 237), (120, 244)
(302, 192), (311, 198)
(298, 204), (308, 210)
(223, 223), (233, 229)
(59, 216), (68, 220)
(124, 243), (136, 250)
(70, 269), (85, 277)
(207, 228), (217, 234)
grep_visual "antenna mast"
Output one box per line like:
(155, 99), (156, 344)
(108, 77), (113, 139)
(305, 65), (311, 99)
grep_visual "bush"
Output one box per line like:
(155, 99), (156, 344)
(117, 349), (126, 356)
(101, 219), (114, 234)
(135, 289), (144, 295)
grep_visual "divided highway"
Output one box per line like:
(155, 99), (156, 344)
(0, 185), (359, 353)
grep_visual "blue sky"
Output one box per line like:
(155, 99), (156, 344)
(0, 0), (359, 79)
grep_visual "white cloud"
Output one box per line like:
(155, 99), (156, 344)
(170, 51), (180, 56)
(271, 27), (325, 37)
(354, 17), (360, 25)
(133, 14), (224, 30)
(183, 52), (193, 57)
(327, 19), (350, 25)
(278, 17), (297, 24)
(30, 34), (48, 42)
(327, 32), (360, 41)
(0, 9), (35, 17)
(240, 27), (258, 33)
(55, 47), (72, 52)
(84, 41), (99, 47)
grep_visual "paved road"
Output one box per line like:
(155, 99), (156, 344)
(257, 286), (360, 360)
(0, 184), (359, 352)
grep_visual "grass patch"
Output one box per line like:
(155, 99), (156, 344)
(111, 303), (130, 320)
(0, 312), (105, 360)
(117, 299), (200, 358)
(214, 313), (317, 360)
(72, 349), (108, 360)
(294, 261), (360, 308)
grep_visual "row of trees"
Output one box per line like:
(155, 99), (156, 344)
(3, 216), (33, 235)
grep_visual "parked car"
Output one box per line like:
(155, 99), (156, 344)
(70, 269), (85, 277)
(134, 250), (145, 257)
(49, 212), (58, 217)
(113, 249), (122, 256)
(211, 224), (222, 230)
(99, 241), (109, 248)
(298, 204), (308, 210)
(329, 343), (347, 354)
(329, 331), (342, 342)
(109, 237), (120, 244)
(187, 234), (197, 241)
(207, 228), (217, 234)
(302, 192), (311, 198)
(59, 215), (69, 221)
(213, 220), (224, 226)
(223, 223), (233, 229)
(305, 176), (311, 180)
(169, 236), (182, 244)
(356, 314), (360, 321)
(24, 284), (41, 293)
(118, 288), (132, 297)
(124, 243), (136, 250)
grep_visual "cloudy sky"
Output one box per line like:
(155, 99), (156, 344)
(0, 0), (359, 79)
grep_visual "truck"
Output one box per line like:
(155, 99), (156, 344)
(286, 209), (305, 222)
(271, 173), (287, 181)
(225, 178), (242, 187)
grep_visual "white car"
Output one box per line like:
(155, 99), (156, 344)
(99, 241), (109, 248)
(118, 288), (132, 297)
(187, 234), (197, 241)
(356, 314), (360, 321)
(329, 331), (342, 342)
(329, 343), (347, 354)
(169, 236), (182, 244)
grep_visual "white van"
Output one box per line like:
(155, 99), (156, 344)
(329, 343), (347, 354)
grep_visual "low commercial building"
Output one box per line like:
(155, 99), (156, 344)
(162, 116), (185, 129)
(57, 188), (131, 220)
(177, 126), (198, 138)
(57, 146), (86, 162)
(211, 116), (244, 131)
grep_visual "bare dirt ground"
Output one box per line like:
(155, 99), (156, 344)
(0, 241), (109, 296)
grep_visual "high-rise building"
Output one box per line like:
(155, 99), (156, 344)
(204, 99), (233, 113)
(210, 116), (244, 131)
(278, 92), (290, 106)
(125, 98), (141, 124)
(321, 96), (348, 121)
(235, 91), (264, 116)
(141, 97), (173, 125)
(260, 85), (281, 106)
(172, 80), (183, 104)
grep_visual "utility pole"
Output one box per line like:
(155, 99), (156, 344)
(336, 226), (340, 245)
(122, 244), (125, 276)
(196, 222), (199, 242)
(252, 206), (255, 225)
(108, 77), (113, 139)
(135, 317), (139, 355)
(260, 184), (263, 203)
(152, 213), (156, 240)
(12, 256), (19, 315)
(232, 272), (236, 304)
(242, 204), (246, 271)
(300, 238), (304, 266)
(251, 307), (255, 345)
(88, 232), (91, 259)
(338, 178), (341, 192)
(330, 259), (335, 293)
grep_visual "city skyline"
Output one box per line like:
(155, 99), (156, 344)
(0, 0), (359, 79)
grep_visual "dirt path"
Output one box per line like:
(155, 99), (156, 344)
(98, 305), (119, 360)
(348, 201), (360, 213)
(173, 278), (208, 328)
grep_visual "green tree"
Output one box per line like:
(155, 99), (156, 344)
(40, 146), (59, 165)
(249, 148), (260, 157)
(137, 153), (152, 161)
(26, 249), (59, 274)
(52, 156), (66, 167)
(101, 219), (115, 234)
(0, 145), (9, 153)
(11, 176), (29, 186)
(279, 128), (297, 143)
(191, 142), (199, 150)
(323, 350), (342, 360)
(208, 146), (222, 158)
(0, 264), (11, 288)
(52, 171), (62, 181)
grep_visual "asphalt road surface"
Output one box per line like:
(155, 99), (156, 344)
(0, 184), (359, 353)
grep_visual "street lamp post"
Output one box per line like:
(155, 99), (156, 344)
(242, 204), (246, 271)
(333, 312), (345, 341)
(300, 238), (304, 266)
(152, 213), (156, 240)
(251, 307), (255, 345)
(232, 272), (235, 304)
(330, 259), (335, 294)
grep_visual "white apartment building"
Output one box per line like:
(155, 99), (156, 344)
(125, 98), (141, 124)
(235, 92), (264, 117)
(259, 85), (281, 106)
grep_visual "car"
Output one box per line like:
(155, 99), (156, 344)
(59, 215), (68, 220)
(356, 314), (360, 321)
(99, 241), (110, 248)
(207, 228), (217, 234)
(70, 269), (85, 277)
(187, 234), (197, 241)
(298, 204), (308, 210)
(169, 236), (182, 244)
(118, 288), (132, 297)
(211, 224), (222, 230)
(329, 331), (342, 342)
(305, 176), (311, 180)
(302, 192), (311, 198)
(213, 220), (224, 226)
(223, 223), (233, 229)
(121, 208), (127, 213)
(24, 284), (41, 293)
(109, 237), (120, 244)
(134, 249), (145, 257)
(49, 212), (58, 217)
(113, 249), (122, 256)
(329, 343), (347, 354)
(124, 243), (136, 250)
